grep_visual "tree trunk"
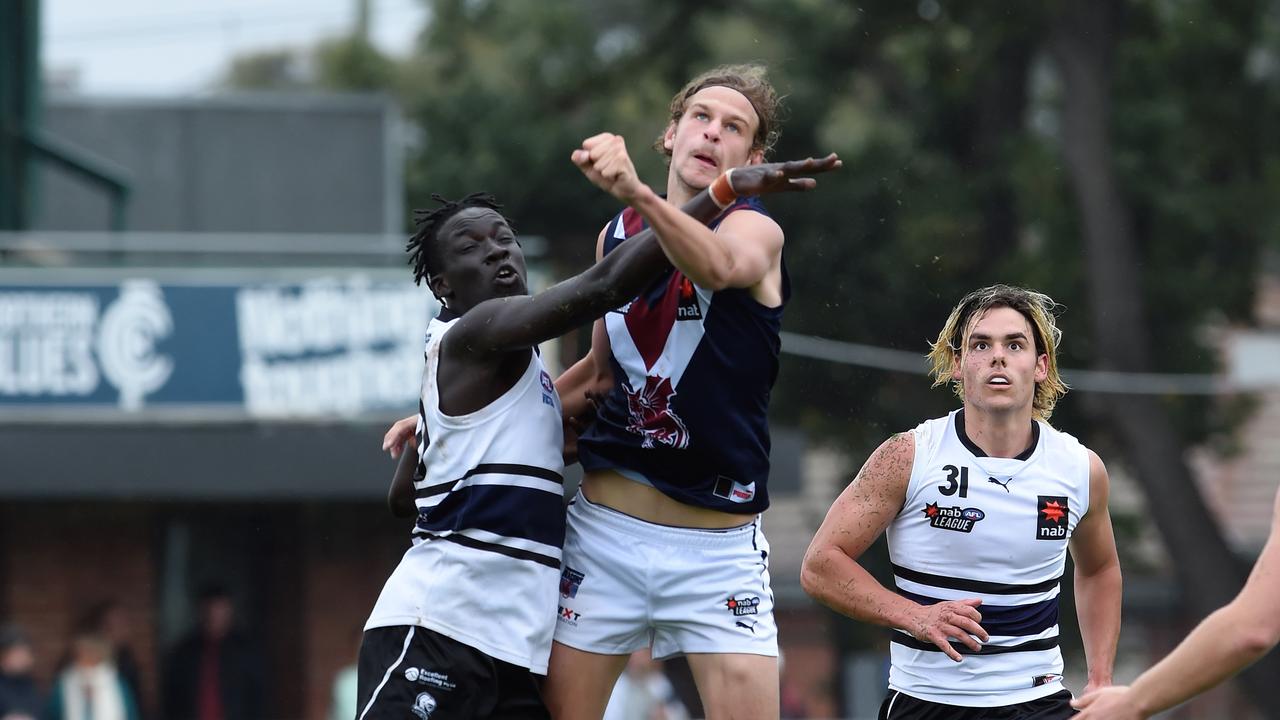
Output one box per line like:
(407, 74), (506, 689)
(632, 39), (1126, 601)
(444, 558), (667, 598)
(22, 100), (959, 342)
(1050, 1), (1280, 714)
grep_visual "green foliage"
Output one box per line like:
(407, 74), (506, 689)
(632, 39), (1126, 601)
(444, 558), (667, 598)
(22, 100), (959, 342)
(241, 0), (1280, 457)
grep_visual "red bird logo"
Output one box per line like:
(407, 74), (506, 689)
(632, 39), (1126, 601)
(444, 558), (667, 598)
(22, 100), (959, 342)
(624, 375), (690, 449)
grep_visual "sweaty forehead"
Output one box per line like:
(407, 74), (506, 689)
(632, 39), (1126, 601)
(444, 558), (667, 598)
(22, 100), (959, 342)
(441, 207), (509, 240)
(684, 86), (760, 129)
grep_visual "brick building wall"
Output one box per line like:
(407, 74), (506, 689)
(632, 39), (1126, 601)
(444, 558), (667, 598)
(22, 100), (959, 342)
(0, 502), (161, 716)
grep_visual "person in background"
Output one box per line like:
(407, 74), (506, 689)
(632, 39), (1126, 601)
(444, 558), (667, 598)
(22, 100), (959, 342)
(0, 625), (41, 720)
(602, 649), (688, 720)
(162, 585), (264, 720)
(59, 601), (145, 720)
(47, 632), (140, 720)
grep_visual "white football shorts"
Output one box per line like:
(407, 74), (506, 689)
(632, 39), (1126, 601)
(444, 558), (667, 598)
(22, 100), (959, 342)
(553, 490), (778, 660)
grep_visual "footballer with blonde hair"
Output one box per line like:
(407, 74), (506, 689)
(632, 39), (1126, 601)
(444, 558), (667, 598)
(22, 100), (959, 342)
(802, 284), (1123, 719)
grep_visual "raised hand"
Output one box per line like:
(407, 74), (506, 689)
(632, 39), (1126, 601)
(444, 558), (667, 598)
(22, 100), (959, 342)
(728, 153), (842, 197)
(382, 415), (417, 458)
(571, 133), (649, 204)
(907, 598), (988, 662)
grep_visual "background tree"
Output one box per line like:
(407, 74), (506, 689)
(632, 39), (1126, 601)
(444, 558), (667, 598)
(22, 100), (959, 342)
(222, 0), (1280, 711)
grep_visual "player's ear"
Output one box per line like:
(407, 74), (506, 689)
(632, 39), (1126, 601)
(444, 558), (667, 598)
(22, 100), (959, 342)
(747, 147), (765, 165)
(1034, 353), (1049, 383)
(662, 122), (677, 153)
(429, 274), (452, 307)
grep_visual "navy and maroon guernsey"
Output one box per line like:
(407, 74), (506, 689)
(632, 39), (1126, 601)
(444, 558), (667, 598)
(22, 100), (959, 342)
(576, 196), (788, 514)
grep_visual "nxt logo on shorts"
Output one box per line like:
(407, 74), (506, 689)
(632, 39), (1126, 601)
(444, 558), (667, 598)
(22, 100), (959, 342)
(558, 605), (581, 626)
(725, 596), (760, 616)
(922, 502), (986, 533)
(1036, 496), (1070, 540)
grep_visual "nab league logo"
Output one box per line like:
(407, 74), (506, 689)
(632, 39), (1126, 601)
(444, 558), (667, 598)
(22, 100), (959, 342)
(922, 502), (986, 533)
(725, 596), (760, 616)
(97, 280), (174, 410)
(624, 375), (690, 449)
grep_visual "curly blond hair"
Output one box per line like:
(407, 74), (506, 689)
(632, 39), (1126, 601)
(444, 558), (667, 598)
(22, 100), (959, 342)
(927, 284), (1069, 421)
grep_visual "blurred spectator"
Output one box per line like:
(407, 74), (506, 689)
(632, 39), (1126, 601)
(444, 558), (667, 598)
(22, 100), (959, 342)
(327, 630), (360, 720)
(0, 624), (42, 720)
(47, 632), (140, 720)
(59, 601), (145, 719)
(602, 650), (688, 720)
(162, 585), (263, 720)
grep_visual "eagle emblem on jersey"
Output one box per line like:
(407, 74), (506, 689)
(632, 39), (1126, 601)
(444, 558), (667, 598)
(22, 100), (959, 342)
(624, 375), (690, 449)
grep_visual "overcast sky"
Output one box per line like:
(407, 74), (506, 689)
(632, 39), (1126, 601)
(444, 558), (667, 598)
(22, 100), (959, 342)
(44, 0), (429, 95)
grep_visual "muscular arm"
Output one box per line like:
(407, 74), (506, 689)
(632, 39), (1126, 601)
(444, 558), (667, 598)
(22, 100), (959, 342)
(555, 229), (615, 422)
(1074, 491), (1280, 719)
(800, 432), (988, 662)
(446, 191), (721, 359)
(451, 143), (839, 359)
(629, 181), (783, 291)
(1070, 450), (1123, 694)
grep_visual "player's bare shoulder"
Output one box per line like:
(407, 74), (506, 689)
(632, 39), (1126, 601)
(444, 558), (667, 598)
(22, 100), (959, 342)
(849, 430), (916, 501)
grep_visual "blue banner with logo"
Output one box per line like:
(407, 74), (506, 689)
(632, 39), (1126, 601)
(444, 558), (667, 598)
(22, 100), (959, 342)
(0, 275), (435, 418)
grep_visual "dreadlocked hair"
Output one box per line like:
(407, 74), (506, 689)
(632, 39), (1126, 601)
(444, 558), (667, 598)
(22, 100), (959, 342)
(406, 192), (508, 286)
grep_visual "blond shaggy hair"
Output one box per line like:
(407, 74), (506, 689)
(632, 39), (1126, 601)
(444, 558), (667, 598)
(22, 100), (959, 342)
(927, 284), (1069, 421)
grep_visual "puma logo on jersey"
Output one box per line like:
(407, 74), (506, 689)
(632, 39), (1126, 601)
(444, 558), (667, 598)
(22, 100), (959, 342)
(988, 476), (1013, 492)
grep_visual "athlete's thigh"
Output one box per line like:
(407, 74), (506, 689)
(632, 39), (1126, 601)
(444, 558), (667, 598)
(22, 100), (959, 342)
(648, 520), (777, 660)
(356, 626), (494, 720)
(488, 659), (551, 720)
(686, 652), (779, 720)
(541, 641), (629, 720)
(552, 497), (652, 655)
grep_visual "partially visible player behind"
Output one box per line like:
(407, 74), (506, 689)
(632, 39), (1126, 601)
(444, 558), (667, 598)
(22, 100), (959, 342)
(359, 136), (839, 719)
(1072, 488), (1280, 720)
(802, 285), (1123, 720)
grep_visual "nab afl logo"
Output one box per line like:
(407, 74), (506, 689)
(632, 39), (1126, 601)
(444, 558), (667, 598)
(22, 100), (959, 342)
(725, 596), (760, 616)
(624, 375), (690, 449)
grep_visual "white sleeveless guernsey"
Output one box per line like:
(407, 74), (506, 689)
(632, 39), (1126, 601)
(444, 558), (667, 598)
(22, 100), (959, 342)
(886, 409), (1091, 706)
(364, 316), (566, 674)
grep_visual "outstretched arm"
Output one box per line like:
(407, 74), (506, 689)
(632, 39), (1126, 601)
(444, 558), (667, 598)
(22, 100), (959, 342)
(1073, 490), (1280, 719)
(450, 136), (840, 359)
(800, 432), (989, 662)
(622, 154), (839, 291)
